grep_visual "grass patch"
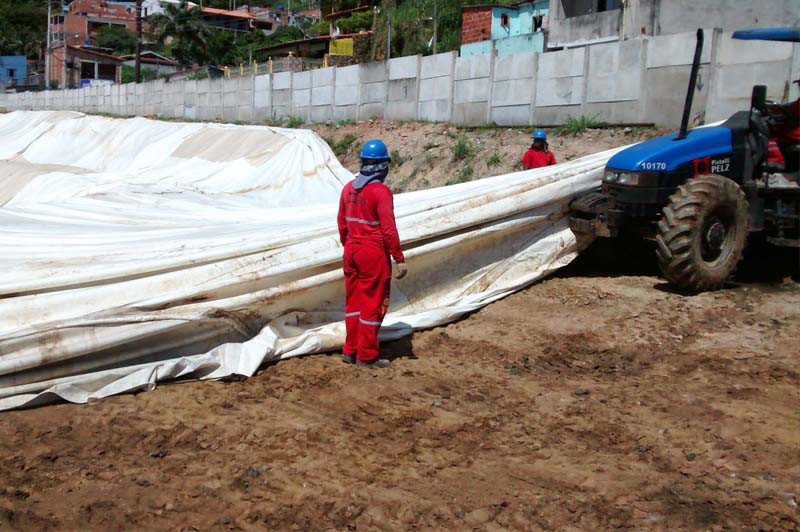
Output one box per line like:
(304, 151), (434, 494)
(390, 150), (405, 165)
(487, 153), (503, 167)
(337, 119), (356, 126)
(560, 114), (605, 135)
(286, 115), (305, 128)
(447, 164), (474, 186)
(459, 164), (474, 182)
(451, 135), (476, 161)
(325, 133), (359, 156)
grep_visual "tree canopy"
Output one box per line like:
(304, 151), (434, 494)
(93, 25), (136, 55)
(0, 0), (47, 58)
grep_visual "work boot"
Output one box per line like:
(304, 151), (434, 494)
(341, 354), (356, 364)
(356, 358), (391, 368)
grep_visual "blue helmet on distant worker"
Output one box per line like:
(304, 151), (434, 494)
(532, 129), (547, 140)
(360, 139), (392, 161)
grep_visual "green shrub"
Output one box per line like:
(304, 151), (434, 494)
(390, 150), (405, 165)
(487, 153), (503, 167)
(334, 133), (359, 156)
(451, 135), (475, 161)
(459, 164), (474, 182)
(286, 115), (305, 128)
(337, 118), (356, 126)
(560, 114), (606, 135)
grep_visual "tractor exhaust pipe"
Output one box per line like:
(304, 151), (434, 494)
(677, 29), (704, 140)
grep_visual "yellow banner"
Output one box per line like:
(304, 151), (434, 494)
(329, 38), (354, 56)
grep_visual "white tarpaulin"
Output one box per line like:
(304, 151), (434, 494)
(0, 110), (622, 410)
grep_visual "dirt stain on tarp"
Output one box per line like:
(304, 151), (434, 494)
(171, 127), (290, 166)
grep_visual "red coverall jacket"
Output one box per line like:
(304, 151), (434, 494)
(337, 179), (404, 362)
(522, 148), (557, 170)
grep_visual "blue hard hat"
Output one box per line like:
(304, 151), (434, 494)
(360, 139), (391, 161)
(533, 129), (547, 140)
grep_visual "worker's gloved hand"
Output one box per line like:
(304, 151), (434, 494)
(394, 261), (408, 280)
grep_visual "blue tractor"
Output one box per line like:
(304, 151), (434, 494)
(570, 28), (800, 292)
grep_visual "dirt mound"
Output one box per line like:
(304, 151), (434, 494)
(1, 235), (798, 531)
(314, 120), (667, 191)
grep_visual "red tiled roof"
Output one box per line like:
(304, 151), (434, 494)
(200, 7), (254, 19)
(53, 44), (125, 62)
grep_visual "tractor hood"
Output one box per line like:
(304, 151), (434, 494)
(607, 127), (732, 172)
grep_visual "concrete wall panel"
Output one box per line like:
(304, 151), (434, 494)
(293, 71), (311, 89)
(644, 65), (708, 128)
(361, 81), (386, 103)
(492, 78), (534, 107)
(587, 39), (643, 103)
(273, 71), (291, 90)
(418, 99), (450, 122)
(490, 104), (531, 126)
(454, 78), (491, 104)
(453, 102), (488, 125)
(312, 85), (333, 106)
(335, 86), (359, 106)
(360, 61), (386, 83)
(336, 64), (359, 86)
(333, 105), (358, 121)
(421, 52), (455, 79)
(455, 54), (491, 81)
(312, 67), (335, 86)
(535, 76), (583, 107)
(419, 76), (451, 101)
(538, 47), (584, 79)
(389, 55), (419, 80)
(311, 105), (333, 123)
(493, 51), (536, 81)
(293, 88), (311, 108)
(358, 102), (384, 119)
(646, 30), (712, 69)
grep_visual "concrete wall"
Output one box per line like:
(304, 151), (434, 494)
(453, 54), (492, 125)
(2, 30), (797, 130)
(547, 0), (799, 48)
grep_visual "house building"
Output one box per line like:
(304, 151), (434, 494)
(50, 0), (144, 48)
(461, 1), (550, 57)
(545, 0), (800, 49)
(0, 56), (27, 86)
(199, 6), (273, 34)
(49, 44), (124, 88)
(461, 0), (800, 57)
(121, 51), (179, 74)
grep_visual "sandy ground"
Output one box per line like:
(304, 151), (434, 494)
(1, 237), (798, 531)
(312, 121), (667, 192)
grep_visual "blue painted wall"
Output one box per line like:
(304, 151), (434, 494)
(494, 33), (545, 57)
(491, 1), (548, 40)
(0, 56), (27, 85)
(460, 0), (548, 57)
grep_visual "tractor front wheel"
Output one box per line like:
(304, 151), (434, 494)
(656, 174), (749, 292)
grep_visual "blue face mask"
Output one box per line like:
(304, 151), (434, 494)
(353, 160), (390, 190)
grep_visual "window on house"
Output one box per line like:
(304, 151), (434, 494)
(561, 0), (619, 18)
(500, 13), (510, 29)
(7, 69), (16, 78)
(81, 61), (96, 79)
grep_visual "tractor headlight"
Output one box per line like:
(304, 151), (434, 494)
(604, 170), (643, 185)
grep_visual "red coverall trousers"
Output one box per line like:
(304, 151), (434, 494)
(337, 179), (404, 363)
(343, 243), (391, 362)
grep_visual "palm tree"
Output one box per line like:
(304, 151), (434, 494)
(149, 0), (211, 68)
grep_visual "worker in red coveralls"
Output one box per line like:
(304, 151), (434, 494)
(337, 139), (407, 368)
(768, 81), (800, 173)
(522, 129), (557, 170)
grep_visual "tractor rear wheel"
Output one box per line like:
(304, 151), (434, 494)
(656, 175), (749, 292)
